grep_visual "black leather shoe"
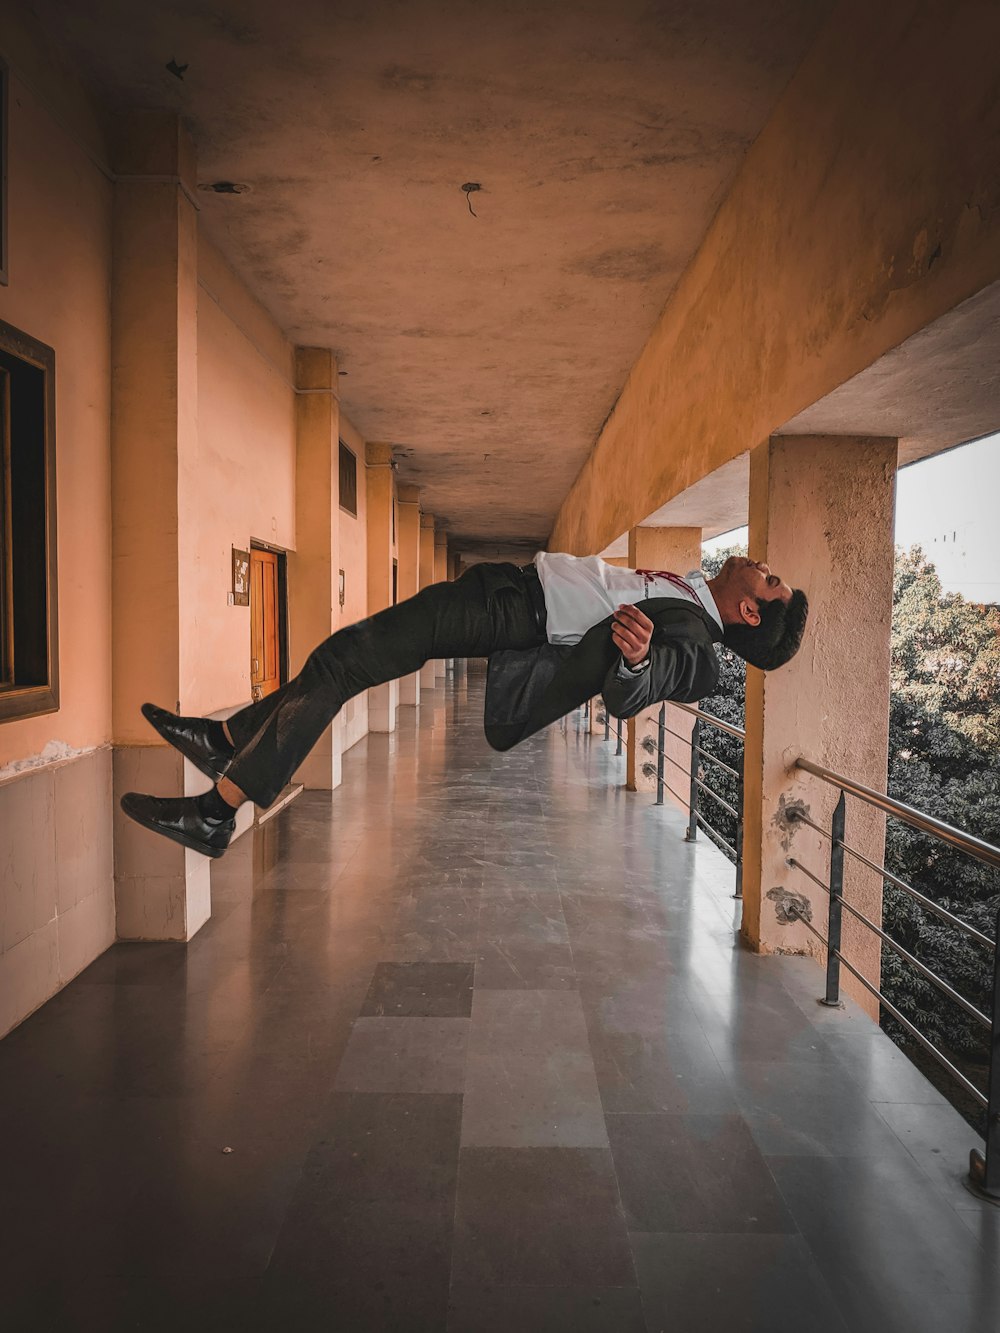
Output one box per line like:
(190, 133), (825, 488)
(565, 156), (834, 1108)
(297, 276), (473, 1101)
(141, 702), (233, 783)
(120, 792), (235, 860)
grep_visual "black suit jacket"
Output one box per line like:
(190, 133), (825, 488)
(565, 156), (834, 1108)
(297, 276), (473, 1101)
(483, 597), (723, 752)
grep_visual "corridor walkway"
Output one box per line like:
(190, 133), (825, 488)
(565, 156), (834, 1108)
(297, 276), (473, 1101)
(2, 674), (999, 1332)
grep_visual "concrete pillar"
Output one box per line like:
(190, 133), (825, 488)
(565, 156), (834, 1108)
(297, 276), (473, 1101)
(396, 484), (421, 707)
(434, 531), (448, 678)
(419, 514), (437, 689)
(110, 114), (211, 942)
(288, 347), (342, 792)
(366, 442), (398, 732)
(742, 435), (897, 1014)
(625, 528), (703, 800)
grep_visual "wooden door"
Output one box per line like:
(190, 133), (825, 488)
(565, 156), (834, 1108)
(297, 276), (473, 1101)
(250, 548), (280, 701)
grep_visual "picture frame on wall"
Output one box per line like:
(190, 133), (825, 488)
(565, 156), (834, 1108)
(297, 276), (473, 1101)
(232, 547), (250, 606)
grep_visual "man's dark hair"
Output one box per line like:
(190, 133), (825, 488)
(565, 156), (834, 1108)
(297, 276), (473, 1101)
(722, 589), (808, 670)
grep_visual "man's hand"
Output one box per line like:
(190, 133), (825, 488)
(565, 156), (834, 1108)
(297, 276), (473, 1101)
(612, 604), (653, 666)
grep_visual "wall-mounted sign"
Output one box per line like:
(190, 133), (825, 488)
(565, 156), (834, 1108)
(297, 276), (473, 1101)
(232, 548), (250, 606)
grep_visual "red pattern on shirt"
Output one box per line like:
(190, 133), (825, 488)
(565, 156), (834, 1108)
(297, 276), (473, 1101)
(633, 570), (697, 600)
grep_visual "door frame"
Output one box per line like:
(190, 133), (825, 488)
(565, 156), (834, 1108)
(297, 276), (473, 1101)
(249, 539), (289, 688)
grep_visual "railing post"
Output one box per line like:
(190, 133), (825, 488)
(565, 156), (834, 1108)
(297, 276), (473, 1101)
(604, 708), (610, 742)
(822, 791), (846, 1006)
(685, 716), (700, 841)
(969, 906), (1000, 1200)
(733, 769), (745, 899)
(615, 716), (623, 756)
(654, 703), (665, 806)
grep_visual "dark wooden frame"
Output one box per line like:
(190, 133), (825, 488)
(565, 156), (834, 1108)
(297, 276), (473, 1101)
(338, 439), (358, 517)
(249, 540), (289, 687)
(0, 317), (59, 722)
(0, 58), (8, 287)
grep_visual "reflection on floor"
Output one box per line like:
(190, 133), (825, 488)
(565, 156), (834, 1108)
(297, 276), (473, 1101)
(2, 673), (999, 1332)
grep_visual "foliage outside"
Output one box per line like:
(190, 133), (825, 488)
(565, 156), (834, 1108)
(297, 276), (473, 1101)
(695, 545), (1000, 1127)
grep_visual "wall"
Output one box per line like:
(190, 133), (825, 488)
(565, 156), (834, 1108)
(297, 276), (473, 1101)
(338, 413), (369, 750)
(549, 0), (1000, 557)
(192, 240), (297, 714)
(0, 38), (116, 1033)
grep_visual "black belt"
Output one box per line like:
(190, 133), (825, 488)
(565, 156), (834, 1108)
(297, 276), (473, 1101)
(520, 562), (548, 635)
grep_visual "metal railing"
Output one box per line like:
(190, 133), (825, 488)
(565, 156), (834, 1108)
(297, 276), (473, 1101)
(581, 694), (1000, 1198)
(643, 701), (746, 899)
(593, 701), (626, 756)
(784, 756), (1000, 1203)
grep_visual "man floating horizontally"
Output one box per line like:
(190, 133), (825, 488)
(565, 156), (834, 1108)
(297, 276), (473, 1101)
(121, 552), (808, 859)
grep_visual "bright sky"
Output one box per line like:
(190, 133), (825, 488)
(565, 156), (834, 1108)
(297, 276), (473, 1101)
(703, 433), (1000, 604)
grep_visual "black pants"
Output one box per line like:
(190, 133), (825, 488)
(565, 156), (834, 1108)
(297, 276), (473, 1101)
(225, 562), (547, 807)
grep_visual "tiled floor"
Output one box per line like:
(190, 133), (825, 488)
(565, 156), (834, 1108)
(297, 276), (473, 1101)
(2, 672), (999, 1332)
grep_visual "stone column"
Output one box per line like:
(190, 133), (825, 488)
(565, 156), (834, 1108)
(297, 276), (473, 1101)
(396, 484), (422, 707)
(434, 531), (448, 678)
(419, 514), (437, 689)
(625, 527), (703, 802)
(366, 442), (398, 732)
(741, 435), (897, 1014)
(110, 114), (210, 942)
(288, 347), (342, 791)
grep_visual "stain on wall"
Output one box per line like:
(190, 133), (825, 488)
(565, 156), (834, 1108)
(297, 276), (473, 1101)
(766, 886), (812, 926)
(770, 794), (809, 850)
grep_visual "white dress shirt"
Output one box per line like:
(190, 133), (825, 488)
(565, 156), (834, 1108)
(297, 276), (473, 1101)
(534, 552), (722, 674)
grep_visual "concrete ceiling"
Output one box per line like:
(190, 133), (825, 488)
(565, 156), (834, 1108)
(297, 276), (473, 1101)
(32, 0), (833, 555)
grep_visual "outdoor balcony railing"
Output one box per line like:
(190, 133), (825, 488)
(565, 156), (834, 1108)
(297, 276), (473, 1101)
(584, 696), (1000, 1203)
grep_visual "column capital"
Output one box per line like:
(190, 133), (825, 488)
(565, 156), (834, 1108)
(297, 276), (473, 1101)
(420, 513), (435, 530)
(397, 483), (420, 504)
(111, 112), (198, 195)
(365, 442), (395, 467)
(294, 347), (339, 393)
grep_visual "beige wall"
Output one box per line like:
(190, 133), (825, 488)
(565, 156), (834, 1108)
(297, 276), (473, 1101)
(191, 241), (297, 715)
(0, 67), (113, 768)
(0, 50), (116, 1031)
(549, 1), (1000, 556)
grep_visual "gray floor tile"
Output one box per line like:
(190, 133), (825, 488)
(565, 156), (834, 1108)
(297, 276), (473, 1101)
(825, 1028), (953, 1105)
(767, 1152), (1000, 1331)
(462, 1046), (609, 1147)
(692, 984), (839, 1065)
(589, 1026), (738, 1114)
(467, 987), (593, 1056)
(606, 1112), (796, 1233)
(452, 1146), (635, 1286)
(334, 1016), (470, 1093)
(262, 1092), (462, 1331)
(447, 1283), (645, 1332)
(722, 1059), (907, 1157)
(360, 960), (475, 1017)
(476, 893), (576, 988)
(632, 1232), (849, 1333)
(872, 1099), (987, 1199)
(462, 988), (606, 1146)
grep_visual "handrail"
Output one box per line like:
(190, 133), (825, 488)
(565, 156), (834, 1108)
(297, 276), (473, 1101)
(595, 694), (1000, 1196)
(789, 905), (989, 1110)
(672, 700), (746, 741)
(796, 756), (1000, 871)
(785, 770), (1000, 1200)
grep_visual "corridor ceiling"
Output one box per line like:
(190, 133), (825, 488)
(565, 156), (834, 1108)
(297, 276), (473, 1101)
(36, 0), (832, 556)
